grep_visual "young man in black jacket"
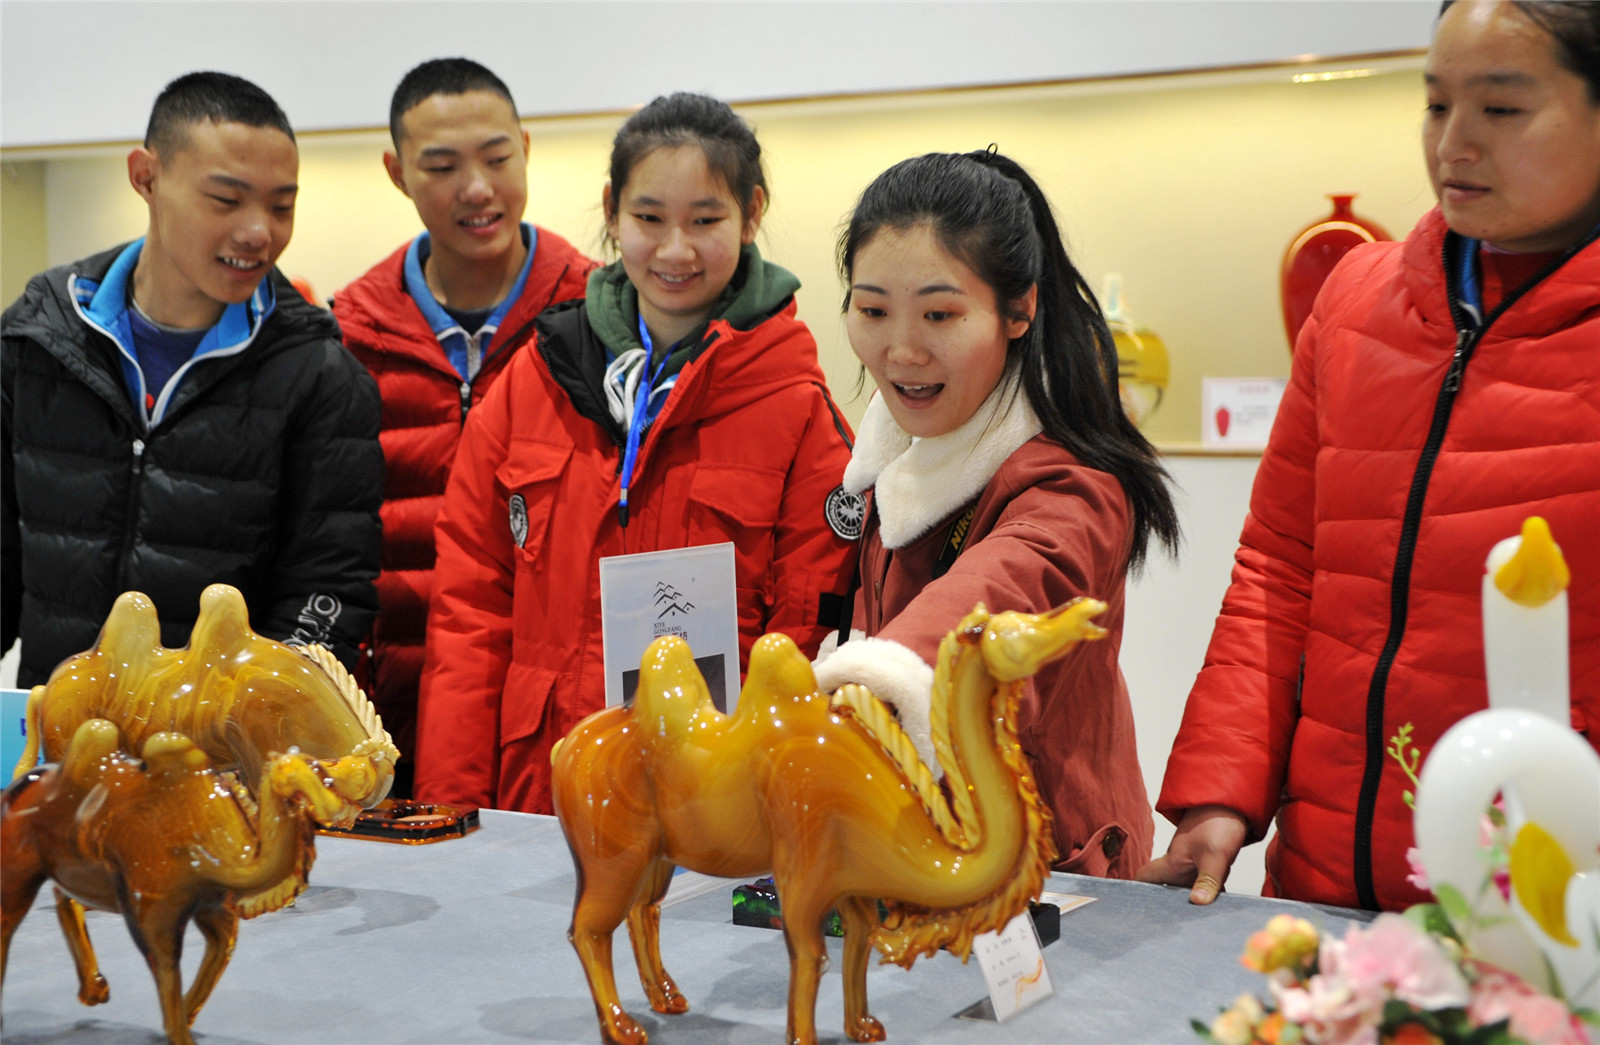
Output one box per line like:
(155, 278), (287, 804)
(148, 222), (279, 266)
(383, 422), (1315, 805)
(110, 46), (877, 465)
(1, 71), (381, 686)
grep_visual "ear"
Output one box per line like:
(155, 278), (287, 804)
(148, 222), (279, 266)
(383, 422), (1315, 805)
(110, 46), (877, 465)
(128, 147), (159, 204)
(741, 184), (767, 244)
(382, 150), (411, 198)
(520, 127), (531, 157)
(601, 181), (618, 240)
(1006, 284), (1038, 341)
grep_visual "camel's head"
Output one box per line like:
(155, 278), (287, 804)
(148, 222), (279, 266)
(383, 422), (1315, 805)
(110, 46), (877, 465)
(978, 598), (1108, 682)
(267, 753), (361, 829)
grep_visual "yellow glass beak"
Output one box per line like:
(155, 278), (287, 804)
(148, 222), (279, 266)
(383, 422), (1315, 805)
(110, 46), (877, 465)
(1494, 516), (1570, 609)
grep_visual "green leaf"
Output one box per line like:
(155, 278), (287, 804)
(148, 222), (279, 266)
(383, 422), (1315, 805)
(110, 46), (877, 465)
(1404, 901), (1459, 941)
(1434, 881), (1474, 926)
(1189, 1017), (1219, 1041)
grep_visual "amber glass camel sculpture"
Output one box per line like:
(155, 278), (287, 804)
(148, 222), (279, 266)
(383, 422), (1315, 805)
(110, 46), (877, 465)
(6, 583), (397, 1034)
(553, 598), (1106, 1045)
(14, 583), (399, 808)
(2, 718), (355, 1045)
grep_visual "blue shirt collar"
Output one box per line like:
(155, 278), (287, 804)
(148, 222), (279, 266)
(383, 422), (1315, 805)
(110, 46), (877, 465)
(70, 238), (276, 427)
(403, 223), (538, 382)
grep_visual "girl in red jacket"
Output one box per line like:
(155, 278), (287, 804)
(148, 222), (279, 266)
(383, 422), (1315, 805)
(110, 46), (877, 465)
(415, 94), (858, 814)
(1142, 0), (1600, 911)
(813, 150), (1180, 877)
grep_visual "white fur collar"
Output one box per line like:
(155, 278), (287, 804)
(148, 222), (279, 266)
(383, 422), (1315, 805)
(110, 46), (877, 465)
(843, 379), (1042, 550)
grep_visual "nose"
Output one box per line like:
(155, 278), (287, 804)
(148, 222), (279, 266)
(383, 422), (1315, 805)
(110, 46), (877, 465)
(1432, 109), (1477, 167)
(883, 317), (928, 366)
(658, 225), (693, 262)
(461, 165), (493, 204)
(233, 210), (271, 251)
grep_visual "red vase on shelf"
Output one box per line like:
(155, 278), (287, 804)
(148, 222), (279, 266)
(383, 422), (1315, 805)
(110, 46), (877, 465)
(1280, 194), (1391, 353)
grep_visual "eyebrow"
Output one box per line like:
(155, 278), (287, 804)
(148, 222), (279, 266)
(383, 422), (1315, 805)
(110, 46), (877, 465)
(1425, 70), (1539, 88)
(207, 173), (298, 195)
(416, 134), (515, 160)
(632, 195), (730, 209)
(850, 283), (966, 296)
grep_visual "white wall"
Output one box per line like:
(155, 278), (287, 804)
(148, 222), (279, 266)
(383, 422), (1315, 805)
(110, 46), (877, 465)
(0, 1), (1436, 147)
(1123, 453), (1269, 895)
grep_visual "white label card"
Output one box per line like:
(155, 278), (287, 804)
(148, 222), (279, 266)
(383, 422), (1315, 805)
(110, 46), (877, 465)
(972, 908), (1054, 1022)
(598, 543), (741, 711)
(1202, 377), (1288, 448)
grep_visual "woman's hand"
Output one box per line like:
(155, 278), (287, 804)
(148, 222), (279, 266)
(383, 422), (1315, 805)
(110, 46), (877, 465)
(1134, 805), (1250, 904)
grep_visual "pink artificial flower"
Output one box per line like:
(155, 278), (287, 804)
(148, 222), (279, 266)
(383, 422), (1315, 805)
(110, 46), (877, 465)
(1329, 914), (1470, 1012)
(1406, 846), (1430, 892)
(1467, 963), (1594, 1045)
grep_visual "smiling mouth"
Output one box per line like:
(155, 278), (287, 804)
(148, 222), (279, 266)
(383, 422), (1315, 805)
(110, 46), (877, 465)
(219, 256), (264, 272)
(654, 271), (700, 287)
(894, 382), (943, 401)
(460, 213), (501, 229)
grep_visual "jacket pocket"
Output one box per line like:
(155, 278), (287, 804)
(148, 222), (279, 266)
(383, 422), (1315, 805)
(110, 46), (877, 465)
(684, 464), (784, 560)
(1055, 822), (1128, 877)
(495, 442), (572, 567)
(499, 662), (560, 747)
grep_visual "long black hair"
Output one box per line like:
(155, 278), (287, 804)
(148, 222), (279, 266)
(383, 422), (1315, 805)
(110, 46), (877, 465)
(839, 149), (1179, 569)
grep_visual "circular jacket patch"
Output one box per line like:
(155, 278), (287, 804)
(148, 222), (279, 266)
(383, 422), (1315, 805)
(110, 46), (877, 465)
(824, 486), (865, 542)
(508, 493), (529, 548)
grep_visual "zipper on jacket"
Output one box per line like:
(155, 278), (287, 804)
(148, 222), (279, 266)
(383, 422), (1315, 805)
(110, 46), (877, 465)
(1348, 228), (1592, 910)
(116, 438), (147, 590)
(458, 381), (472, 423)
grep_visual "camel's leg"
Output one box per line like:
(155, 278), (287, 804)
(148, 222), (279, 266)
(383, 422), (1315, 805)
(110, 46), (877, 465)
(570, 847), (657, 1045)
(778, 885), (831, 1045)
(183, 904), (239, 1025)
(125, 900), (195, 1045)
(625, 858), (687, 1015)
(1, 850), (46, 1002)
(837, 895), (885, 1043)
(53, 890), (109, 1006)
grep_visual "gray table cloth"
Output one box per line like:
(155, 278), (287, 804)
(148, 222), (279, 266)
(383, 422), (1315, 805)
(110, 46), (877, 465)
(2, 810), (1372, 1044)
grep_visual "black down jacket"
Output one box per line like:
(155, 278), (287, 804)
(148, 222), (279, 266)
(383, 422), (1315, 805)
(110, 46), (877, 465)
(2, 244), (382, 686)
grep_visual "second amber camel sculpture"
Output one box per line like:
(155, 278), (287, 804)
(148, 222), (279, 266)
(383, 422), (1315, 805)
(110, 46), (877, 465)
(2, 718), (356, 1045)
(2, 583), (397, 1044)
(554, 599), (1105, 1045)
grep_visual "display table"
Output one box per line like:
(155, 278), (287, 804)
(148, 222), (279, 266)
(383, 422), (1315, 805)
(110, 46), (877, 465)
(3, 810), (1371, 1044)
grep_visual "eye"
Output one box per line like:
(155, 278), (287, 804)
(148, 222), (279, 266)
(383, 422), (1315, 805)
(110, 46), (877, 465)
(423, 164), (455, 174)
(1484, 105), (1522, 117)
(273, 204), (295, 215)
(1424, 101), (1446, 115)
(487, 154), (512, 167)
(854, 305), (886, 318)
(924, 310), (955, 322)
(207, 194), (240, 207)
(632, 212), (662, 223)
(693, 216), (726, 226)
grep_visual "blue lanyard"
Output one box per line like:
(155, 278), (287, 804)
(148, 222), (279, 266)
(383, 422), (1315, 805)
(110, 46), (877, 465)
(618, 315), (670, 528)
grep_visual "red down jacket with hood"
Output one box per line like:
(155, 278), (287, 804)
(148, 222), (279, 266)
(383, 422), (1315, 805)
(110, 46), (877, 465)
(1157, 208), (1600, 911)
(331, 229), (593, 776)
(415, 259), (858, 814)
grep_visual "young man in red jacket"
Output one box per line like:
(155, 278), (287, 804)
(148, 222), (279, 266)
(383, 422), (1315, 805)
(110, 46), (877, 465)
(332, 59), (594, 795)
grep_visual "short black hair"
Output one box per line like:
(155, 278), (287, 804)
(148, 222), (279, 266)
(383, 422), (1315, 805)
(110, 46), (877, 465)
(389, 58), (518, 147)
(143, 71), (295, 156)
